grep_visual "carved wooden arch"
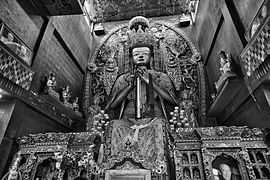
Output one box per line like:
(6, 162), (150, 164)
(30, 154), (58, 180)
(87, 21), (200, 66)
(153, 20), (200, 55)
(83, 20), (204, 120)
(201, 148), (250, 180)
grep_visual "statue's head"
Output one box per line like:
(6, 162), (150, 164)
(130, 44), (153, 67)
(219, 163), (232, 180)
(7, 32), (14, 42)
(219, 51), (227, 59)
(127, 16), (155, 69)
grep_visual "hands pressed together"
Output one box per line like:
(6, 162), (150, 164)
(129, 66), (150, 86)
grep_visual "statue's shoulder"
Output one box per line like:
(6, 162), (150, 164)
(149, 70), (170, 79)
(116, 72), (131, 82)
(112, 72), (132, 90)
(149, 69), (175, 90)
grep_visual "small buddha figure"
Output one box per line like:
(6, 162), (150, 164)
(183, 168), (191, 179)
(105, 57), (116, 72)
(191, 154), (198, 164)
(180, 88), (198, 127)
(1, 32), (14, 43)
(219, 51), (232, 75)
(219, 164), (232, 180)
(45, 73), (57, 92)
(193, 168), (200, 179)
(61, 86), (71, 103)
(215, 50), (237, 92)
(72, 97), (79, 112)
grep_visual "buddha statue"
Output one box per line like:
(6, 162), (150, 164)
(215, 51), (237, 92)
(45, 73), (57, 92)
(102, 17), (178, 176)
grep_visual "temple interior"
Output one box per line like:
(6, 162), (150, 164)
(0, 0), (270, 180)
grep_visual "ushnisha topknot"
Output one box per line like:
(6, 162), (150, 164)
(127, 16), (156, 50)
(128, 16), (150, 30)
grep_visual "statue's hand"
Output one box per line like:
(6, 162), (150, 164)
(127, 74), (136, 87)
(137, 67), (149, 84)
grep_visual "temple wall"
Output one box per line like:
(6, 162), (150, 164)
(192, 0), (270, 127)
(0, 0), (93, 177)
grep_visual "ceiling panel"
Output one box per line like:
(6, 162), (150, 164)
(87, 0), (192, 22)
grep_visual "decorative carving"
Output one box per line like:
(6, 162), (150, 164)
(241, 127), (264, 138)
(87, 0), (191, 22)
(27, 91), (76, 127)
(241, 16), (270, 78)
(201, 149), (249, 180)
(6, 126), (270, 180)
(54, 0), (73, 15)
(22, 153), (37, 180)
(85, 20), (204, 131)
(172, 127), (199, 141)
(196, 126), (246, 139)
(0, 44), (34, 91)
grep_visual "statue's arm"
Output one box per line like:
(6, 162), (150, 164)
(108, 84), (134, 109)
(152, 81), (177, 104)
(140, 70), (177, 104)
(105, 74), (134, 110)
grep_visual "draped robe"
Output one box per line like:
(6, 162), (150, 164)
(103, 69), (177, 172)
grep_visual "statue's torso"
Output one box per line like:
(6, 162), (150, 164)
(113, 69), (173, 119)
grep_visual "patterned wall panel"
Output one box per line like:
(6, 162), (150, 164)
(241, 16), (270, 79)
(0, 43), (34, 90)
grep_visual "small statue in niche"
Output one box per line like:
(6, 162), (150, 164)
(183, 168), (191, 179)
(45, 73), (57, 92)
(219, 51), (233, 75)
(44, 73), (60, 100)
(180, 88), (198, 127)
(105, 57), (117, 72)
(72, 97), (79, 112)
(61, 86), (71, 104)
(191, 154), (198, 164)
(193, 168), (200, 179)
(215, 50), (237, 92)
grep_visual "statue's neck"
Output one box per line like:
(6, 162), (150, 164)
(135, 65), (150, 70)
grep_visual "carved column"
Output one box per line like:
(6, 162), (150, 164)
(22, 153), (37, 180)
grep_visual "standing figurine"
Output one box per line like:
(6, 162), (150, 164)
(215, 50), (237, 92)
(219, 51), (232, 75)
(61, 86), (71, 103)
(45, 73), (57, 92)
(72, 97), (79, 112)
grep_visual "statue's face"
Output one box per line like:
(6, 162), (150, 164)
(132, 47), (150, 66)
(219, 164), (232, 180)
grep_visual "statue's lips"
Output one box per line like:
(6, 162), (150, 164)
(138, 58), (145, 61)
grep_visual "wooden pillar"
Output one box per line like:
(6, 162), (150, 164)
(0, 99), (25, 177)
(254, 83), (270, 124)
(0, 98), (16, 143)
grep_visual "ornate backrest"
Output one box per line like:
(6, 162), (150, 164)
(84, 20), (206, 130)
